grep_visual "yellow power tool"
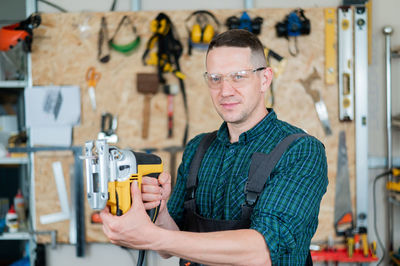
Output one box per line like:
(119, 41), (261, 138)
(83, 139), (163, 217)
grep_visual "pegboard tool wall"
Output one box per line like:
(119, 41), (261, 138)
(31, 8), (355, 243)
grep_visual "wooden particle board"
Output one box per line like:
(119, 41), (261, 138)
(34, 151), (74, 243)
(31, 7), (355, 244)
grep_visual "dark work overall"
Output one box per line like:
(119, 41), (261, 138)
(179, 132), (313, 266)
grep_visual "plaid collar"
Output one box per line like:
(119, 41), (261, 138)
(216, 108), (276, 146)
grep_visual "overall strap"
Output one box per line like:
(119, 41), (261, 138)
(241, 133), (309, 218)
(184, 131), (218, 211)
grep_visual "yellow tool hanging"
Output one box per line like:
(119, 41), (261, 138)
(324, 8), (337, 85)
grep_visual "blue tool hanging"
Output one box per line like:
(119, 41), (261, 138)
(275, 9), (311, 56)
(225, 11), (263, 35)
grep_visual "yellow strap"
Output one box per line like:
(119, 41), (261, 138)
(145, 51), (186, 80)
(163, 62), (172, 72)
(174, 70), (186, 80)
(146, 52), (158, 65)
(148, 36), (158, 50)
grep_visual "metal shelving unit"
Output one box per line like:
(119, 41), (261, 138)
(0, 81), (28, 88)
(0, 2), (37, 266)
(0, 72), (29, 241)
(0, 4), (31, 258)
(0, 232), (30, 241)
(0, 157), (28, 165)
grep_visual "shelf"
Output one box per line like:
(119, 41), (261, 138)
(0, 231), (30, 240)
(0, 81), (28, 89)
(311, 248), (378, 263)
(0, 157), (28, 165)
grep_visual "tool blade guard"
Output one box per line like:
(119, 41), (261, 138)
(84, 139), (163, 216)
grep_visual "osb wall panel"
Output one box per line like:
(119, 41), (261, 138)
(33, 151), (74, 243)
(31, 8), (355, 244)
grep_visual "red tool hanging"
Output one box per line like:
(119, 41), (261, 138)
(0, 14), (41, 52)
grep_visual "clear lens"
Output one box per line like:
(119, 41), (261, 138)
(230, 70), (251, 82)
(203, 67), (265, 89)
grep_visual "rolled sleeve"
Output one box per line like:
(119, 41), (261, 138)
(250, 136), (328, 264)
(251, 213), (296, 264)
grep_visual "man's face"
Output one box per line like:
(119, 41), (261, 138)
(205, 46), (271, 127)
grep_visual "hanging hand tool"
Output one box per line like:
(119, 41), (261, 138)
(275, 9), (311, 56)
(324, 8), (337, 85)
(163, 146), (184, 188)
(354, 5), (369, 229)
(225, 11), (264, 35)
(338, 6), (354, 121)
(137, 73), (159, 139)
(86, 67), (101, 111)
(164, 84), (179, 138)
(142, 13), (189, 146)
(97, 112), (118, 143)
(185, 10), (221, 55)
(109, 16), (140, 55)
(98, 16), (110, 63)
(334, 131), (353, 237)
(299, 68), (332, 135)
(264, 47), (287, 107)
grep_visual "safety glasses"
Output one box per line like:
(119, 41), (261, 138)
(203, 67), (266, 89)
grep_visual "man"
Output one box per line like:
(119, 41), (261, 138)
(101, 29), (328, 265)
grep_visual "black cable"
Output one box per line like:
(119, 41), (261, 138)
(373, 170), (392, 265)
(37, 0), (68, 13)
(137, 250), (145, 266)
(135, 206), (160, 266)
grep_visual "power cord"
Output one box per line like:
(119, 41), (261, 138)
(373, 169), (393, 265)
(37, 0), (67, 12)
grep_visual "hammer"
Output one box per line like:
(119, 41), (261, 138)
(137, 73), (159, 139)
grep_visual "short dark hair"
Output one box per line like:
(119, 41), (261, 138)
(207, 29), (267, 67)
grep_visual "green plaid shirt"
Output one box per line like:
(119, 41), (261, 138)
(168, 109), (328, 265)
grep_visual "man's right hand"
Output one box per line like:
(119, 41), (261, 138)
(141, 172), (172, 216)
(141, 171), (179, 259)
